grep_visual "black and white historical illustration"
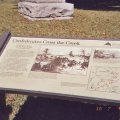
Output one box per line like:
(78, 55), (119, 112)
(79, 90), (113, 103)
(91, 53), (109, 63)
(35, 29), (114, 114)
(31, 46), (91, 75)
(88, 67), (120, 93)
(93, 49), (120, 60)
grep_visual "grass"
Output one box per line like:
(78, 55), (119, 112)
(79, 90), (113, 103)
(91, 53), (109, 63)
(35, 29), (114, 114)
(0, 0), (120, 120)
(0, 0), (120, 39)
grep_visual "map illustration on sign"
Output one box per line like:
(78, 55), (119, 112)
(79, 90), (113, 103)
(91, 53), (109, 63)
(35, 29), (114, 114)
(88, 67), (120, 94)
(31, 46), (91, 75)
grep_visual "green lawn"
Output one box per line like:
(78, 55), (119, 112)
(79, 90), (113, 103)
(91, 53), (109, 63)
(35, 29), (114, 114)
(0, 0), (120, 120)
(0, 0), (120, 39)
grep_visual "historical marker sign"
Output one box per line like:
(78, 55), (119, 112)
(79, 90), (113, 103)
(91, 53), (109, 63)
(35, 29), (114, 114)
(0, 36), (120, 104)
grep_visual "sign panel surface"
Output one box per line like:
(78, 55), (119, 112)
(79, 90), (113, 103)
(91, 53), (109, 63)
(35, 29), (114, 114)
(0, 37), (120, 103)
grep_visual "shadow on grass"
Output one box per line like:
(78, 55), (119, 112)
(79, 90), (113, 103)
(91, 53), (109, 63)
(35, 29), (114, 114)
(0, 92), (12, 120)
(9, 0), (120, 11)
(67, 0), (120, 11)
(13, 96), (119, 120)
